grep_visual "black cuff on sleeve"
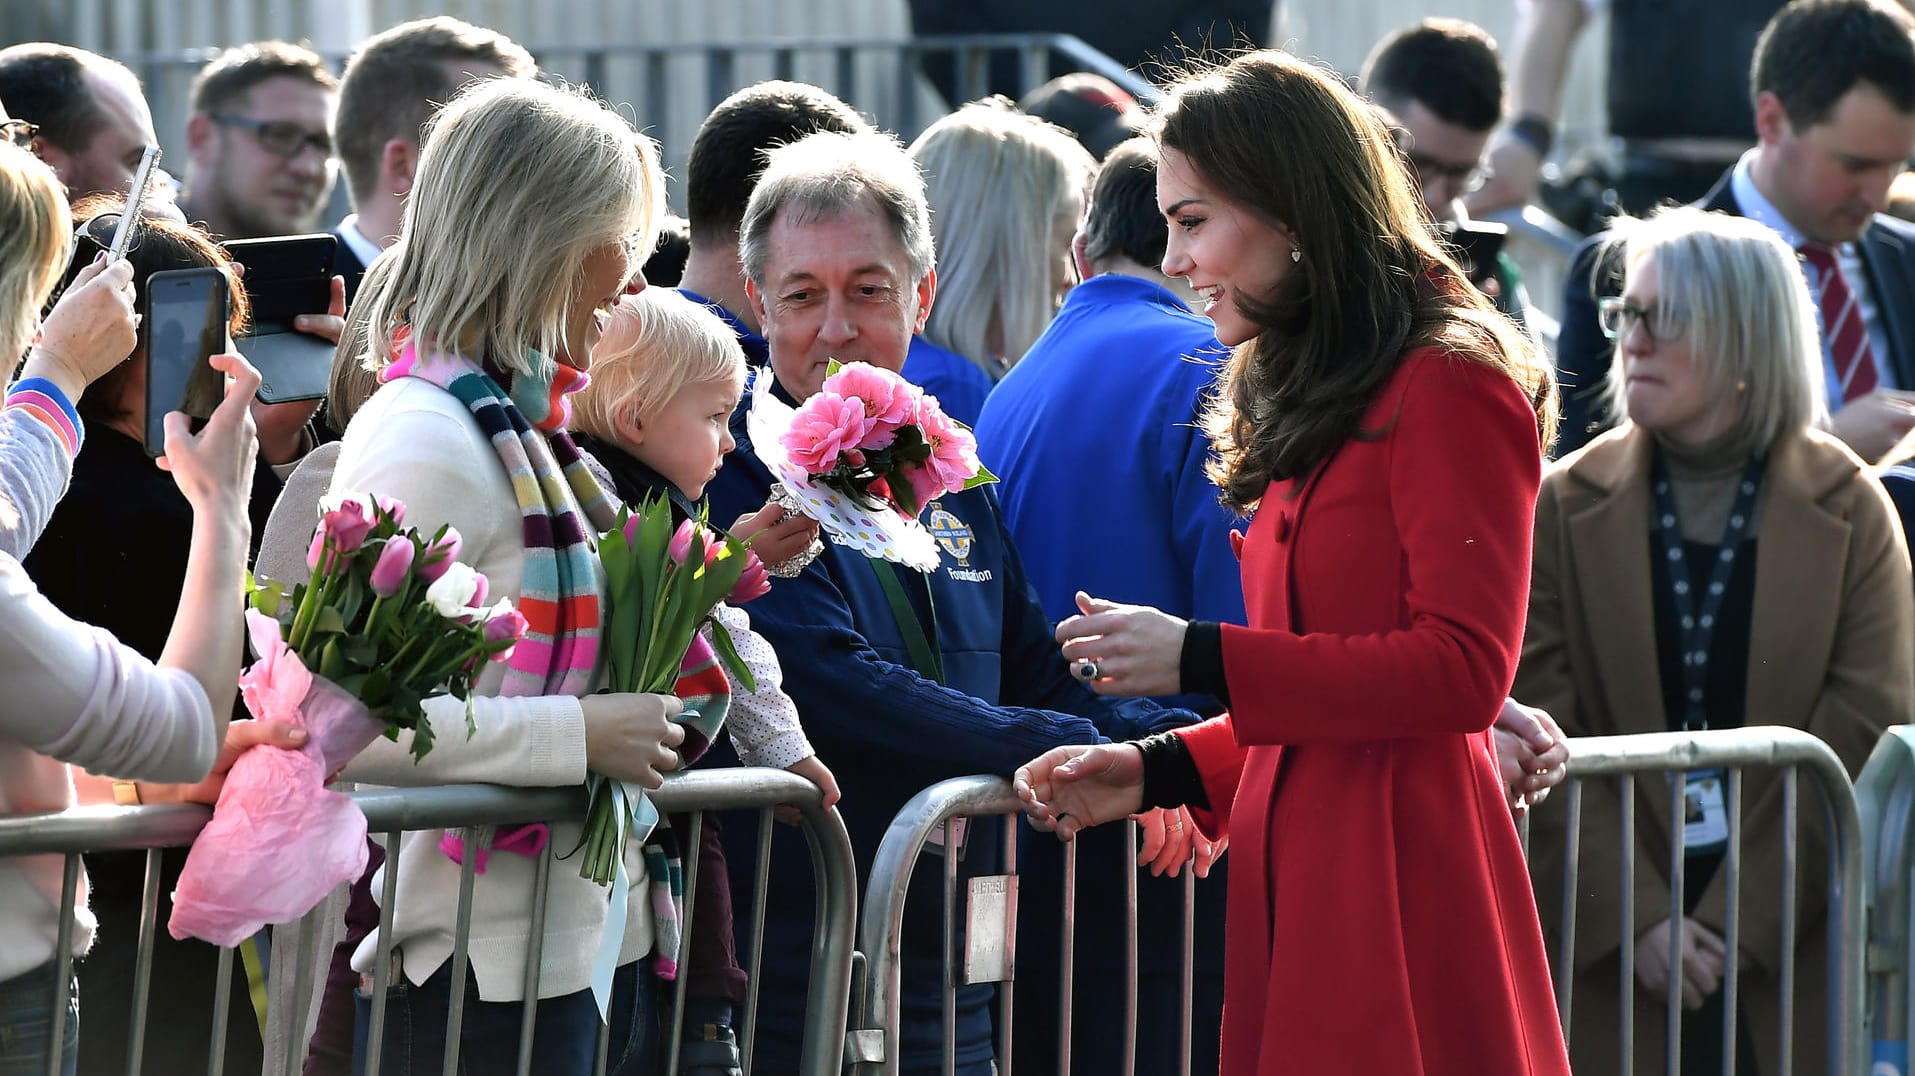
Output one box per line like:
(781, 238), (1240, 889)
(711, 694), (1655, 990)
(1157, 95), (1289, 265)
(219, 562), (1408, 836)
(1137, 731), (1210, 812)
(1179, 620), (1230, 707)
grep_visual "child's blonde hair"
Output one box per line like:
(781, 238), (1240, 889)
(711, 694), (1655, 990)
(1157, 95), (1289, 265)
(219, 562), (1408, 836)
(572, 288), (747, 442)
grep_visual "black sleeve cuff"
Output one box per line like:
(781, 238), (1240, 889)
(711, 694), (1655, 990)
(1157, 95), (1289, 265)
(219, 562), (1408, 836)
(1137, 730), (1210, 812)
(1180, 620), (1230, 707)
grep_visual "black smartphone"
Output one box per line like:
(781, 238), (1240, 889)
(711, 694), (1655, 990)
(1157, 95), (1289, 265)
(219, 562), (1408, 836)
(225, 234), (337, 404)
(1438, 219), (1509, 286)
(143, 267), (230, 457)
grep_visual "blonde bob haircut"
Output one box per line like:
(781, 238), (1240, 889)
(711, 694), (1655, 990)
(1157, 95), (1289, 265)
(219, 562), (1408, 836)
(571, 289), (746, 444)
(363, 78), (664, 376)
(910, 98), (1094, 377)
(1601, 205), (1827, 455)
(0, 141), (73, 364)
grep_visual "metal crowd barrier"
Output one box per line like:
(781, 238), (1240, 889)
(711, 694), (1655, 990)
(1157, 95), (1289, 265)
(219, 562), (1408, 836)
(0, 767), (856, 1076)
(1532, 727), (1866, 1076)
(849, 776), (1216, 1076)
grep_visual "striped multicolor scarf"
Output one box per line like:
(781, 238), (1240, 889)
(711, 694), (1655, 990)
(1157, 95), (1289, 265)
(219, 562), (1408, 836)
(381, 328), (615, 695)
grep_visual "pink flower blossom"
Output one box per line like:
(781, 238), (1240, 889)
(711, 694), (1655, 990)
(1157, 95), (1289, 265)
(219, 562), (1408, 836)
(620, 509), (644, 546)
(729, 550), (770, 604)
(897, 463), (947, 516)
(485, 606), (528, 645)
(825, 362), (922, 438)
(417, 527), (463, 583)
(666, 519), (705, 566)
(370, 495), (406, 528)
(368, 538), (415, 597)
(782, 391), (874, 475)
(469, 572), (489, 610)
(320, 499), (375, 557)
(916, 407), (982, 499)
(305, 531), (332, 573)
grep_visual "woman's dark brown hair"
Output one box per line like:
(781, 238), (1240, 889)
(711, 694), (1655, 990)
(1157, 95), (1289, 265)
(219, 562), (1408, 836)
(1158, 50), (1556, 512)
(57, 194), (250, 428)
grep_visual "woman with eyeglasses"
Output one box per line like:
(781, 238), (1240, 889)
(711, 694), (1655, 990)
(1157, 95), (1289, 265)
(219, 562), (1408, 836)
(1519, 204), (1914, 1076)
(0, 136), (264, 1076)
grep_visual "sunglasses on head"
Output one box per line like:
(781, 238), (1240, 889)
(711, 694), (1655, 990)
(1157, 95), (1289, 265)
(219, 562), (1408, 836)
(1, 119), (36, 149)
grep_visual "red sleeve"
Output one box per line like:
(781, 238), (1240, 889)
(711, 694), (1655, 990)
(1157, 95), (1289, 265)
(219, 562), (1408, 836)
(1171, 715), (1244, 839)
(1222, 356), (1541, 744)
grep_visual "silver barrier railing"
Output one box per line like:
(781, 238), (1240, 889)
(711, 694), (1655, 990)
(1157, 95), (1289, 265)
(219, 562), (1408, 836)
(850, 776), (1215, 1076)
(0, 767), (857, 1076)
(1535, 727), (1866, 1076)
(1859, 726), (1915, 1075)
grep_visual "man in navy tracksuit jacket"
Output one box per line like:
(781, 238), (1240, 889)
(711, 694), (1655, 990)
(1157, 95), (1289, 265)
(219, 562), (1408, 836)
(701, 129), (1194, 1076)
(973, 137), (1239, 1075)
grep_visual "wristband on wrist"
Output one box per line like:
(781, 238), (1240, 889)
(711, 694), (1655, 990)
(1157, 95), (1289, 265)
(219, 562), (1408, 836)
(1507, 113), (1555, 159)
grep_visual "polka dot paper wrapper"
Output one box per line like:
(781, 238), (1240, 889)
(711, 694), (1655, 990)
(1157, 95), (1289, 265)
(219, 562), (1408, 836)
(747, 368), (943, 571)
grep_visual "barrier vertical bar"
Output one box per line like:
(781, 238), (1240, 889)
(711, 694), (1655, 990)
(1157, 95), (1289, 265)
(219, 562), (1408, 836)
(1179, 851), (1196, 1076)
(1123, 821), (1138, 1076)
(1057, 837), (1076, 1076)
(998, 815), (1016, 1076)
(740, 809), (773, 1076)
(943, 819), (960, 1076)
(1668, 771), (1687, 1075)
(1722, 769), (1743, 1075)
(127, 846), (163, 1076)
(515, 839), (555, 1076)
(667, 812), (708, 1076)
(1779, 769), (1798, 1076)
(207, 945), (234, 1076)
(364, 830), (401, 1076)
(835, 47), (857, 105)
(773, 47), (795, 83)
(594, 1006), (612, 1076)
(1621, 774), (1637, 1076)
(283, 907), (323, 1076)
(1556, 780), (1583, 1036)
(45, 854), (80, 1076)
(441, 837), (481, 1073)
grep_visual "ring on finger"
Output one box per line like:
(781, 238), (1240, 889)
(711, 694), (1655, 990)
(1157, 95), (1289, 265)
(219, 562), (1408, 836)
(1074, 659), (1099, 682)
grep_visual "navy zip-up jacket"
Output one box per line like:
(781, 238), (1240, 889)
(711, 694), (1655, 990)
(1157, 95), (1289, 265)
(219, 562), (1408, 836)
(704, 377), (1193, 1074)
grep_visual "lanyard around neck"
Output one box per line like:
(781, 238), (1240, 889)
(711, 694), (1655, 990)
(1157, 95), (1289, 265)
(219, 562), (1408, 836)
(866, 557), (945, 686)
(1650, 449), (1766, 731)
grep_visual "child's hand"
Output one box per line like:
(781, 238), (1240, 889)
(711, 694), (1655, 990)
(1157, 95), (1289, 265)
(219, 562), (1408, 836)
(734, 501), (821, 567)
(776, 754), (840, 826)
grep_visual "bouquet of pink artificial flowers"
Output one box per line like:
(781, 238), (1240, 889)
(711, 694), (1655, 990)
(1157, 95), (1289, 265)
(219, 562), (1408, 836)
(782, 360), (995, 520)
(168, 493), (526, 946)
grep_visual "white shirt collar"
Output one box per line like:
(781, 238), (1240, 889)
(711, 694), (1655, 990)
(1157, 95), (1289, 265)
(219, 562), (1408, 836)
(335, 214), (388, 270)
(1729, 150), (1813, 250)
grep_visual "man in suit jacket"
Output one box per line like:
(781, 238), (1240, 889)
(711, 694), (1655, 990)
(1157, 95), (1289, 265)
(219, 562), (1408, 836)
(330, 17), (536, 305)
(1555, 0), (1915, 462)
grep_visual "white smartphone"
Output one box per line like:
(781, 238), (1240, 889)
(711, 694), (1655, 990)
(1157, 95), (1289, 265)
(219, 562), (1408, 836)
(107, 145), (163, 261)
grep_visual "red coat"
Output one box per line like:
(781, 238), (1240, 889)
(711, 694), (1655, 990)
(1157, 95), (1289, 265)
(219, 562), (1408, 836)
(1175, 348), (1572, 1075)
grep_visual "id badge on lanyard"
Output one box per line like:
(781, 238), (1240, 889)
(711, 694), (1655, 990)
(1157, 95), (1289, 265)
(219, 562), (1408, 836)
(1679, 769), (1730, 853)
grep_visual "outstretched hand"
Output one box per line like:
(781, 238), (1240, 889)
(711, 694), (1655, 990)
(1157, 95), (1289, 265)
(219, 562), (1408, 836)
(1014, 742), (1145, 841)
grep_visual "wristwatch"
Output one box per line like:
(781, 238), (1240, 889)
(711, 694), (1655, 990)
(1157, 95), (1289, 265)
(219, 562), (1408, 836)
(1506, 113), (1555, 159)
(111, 780), (142, 806)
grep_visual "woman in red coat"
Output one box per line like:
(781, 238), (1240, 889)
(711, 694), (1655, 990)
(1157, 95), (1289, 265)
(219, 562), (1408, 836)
(1013, 50), (1573, 1075)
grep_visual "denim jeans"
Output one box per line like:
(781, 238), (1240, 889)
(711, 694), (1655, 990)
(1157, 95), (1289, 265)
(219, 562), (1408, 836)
(0, 962), (78, 1076)
(353, 957), (656, 1076)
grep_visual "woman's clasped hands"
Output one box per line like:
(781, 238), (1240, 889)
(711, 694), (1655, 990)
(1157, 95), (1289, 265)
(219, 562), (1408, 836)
(1014, 742), (1226, 879)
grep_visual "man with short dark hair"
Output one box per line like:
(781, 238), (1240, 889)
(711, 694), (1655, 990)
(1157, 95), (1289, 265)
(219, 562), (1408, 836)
(0, 43), (160, 202)
(332, 16), (535, 299)
(974, 136), (1233, 1074)
(677, 81), (872, 365)
(1362, 18), (1537, 331)
(1555, 0), (1915, 461)
(179, 41), (338, 241)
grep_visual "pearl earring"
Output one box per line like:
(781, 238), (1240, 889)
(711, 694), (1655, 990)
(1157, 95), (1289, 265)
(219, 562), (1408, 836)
(1290, 249), (1302, 264)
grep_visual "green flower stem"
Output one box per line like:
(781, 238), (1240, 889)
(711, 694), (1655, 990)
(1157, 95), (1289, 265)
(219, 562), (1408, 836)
(287, 542), (330, 653)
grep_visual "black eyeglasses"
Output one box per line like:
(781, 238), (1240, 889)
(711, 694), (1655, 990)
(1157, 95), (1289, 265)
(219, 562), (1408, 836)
(1404, 149), (1491, 196)
(1, 119), (37, 149)
(208, 113), (332, 159)
(1598, 296), (1688, 342)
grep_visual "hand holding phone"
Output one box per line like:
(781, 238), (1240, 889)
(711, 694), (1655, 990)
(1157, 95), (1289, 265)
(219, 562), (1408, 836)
(143, 267), (231, 457)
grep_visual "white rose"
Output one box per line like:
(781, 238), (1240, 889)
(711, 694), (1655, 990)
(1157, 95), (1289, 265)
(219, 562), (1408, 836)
(425, 561), (480, 618)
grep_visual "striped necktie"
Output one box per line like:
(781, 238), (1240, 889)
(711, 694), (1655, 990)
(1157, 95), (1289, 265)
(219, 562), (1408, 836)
(1798, 243), (1879, 402)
